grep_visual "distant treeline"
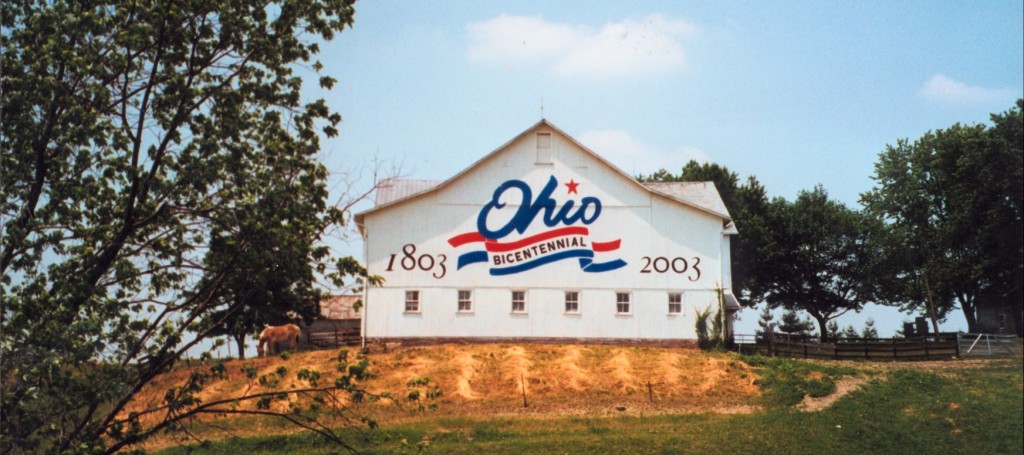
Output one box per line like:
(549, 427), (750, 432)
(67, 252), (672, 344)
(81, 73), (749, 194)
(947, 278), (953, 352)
(639, 99), (1023, 339)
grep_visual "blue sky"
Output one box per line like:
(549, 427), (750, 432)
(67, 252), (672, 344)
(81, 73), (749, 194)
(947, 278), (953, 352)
(310, 1), (1023, 337)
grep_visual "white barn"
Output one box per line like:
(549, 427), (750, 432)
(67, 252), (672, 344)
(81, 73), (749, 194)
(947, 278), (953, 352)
(355, 120), (739, 345)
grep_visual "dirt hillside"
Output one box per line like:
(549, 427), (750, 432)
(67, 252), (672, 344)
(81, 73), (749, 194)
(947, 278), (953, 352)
(126, 343), (762, 449)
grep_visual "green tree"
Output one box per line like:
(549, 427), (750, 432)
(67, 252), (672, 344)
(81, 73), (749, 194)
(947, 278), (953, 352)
(861, 318), (878, 339)
(0, 1), (372, 452)
(638, 161), (775, 306)
(861, 100), (1023, 334)
(192, 183), (326, 359)
(733, 176), (777, 304)
(840, 325), (860, 340)
(826, 320), (839, 340)
(777, 309), (815, 336)
(986, 100), (1023, 335)
(763, 186), (882, 341)
(755, 305), (775, 342)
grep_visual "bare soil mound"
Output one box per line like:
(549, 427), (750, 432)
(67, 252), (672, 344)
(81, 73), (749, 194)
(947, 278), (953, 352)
(363, 344), (761, 416)
(125, 343), (763, 450)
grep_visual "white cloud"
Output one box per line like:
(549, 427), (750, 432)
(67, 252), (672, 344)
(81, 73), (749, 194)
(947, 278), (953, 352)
(577, 129), (708, 176)
(466, 14), (697, 79)
(919, 74), (1017, 104)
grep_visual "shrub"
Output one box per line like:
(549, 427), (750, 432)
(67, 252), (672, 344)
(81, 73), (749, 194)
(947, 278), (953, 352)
(695, 305), (712, 349)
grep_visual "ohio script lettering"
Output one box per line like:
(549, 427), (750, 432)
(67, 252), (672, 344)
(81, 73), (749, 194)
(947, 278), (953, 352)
(448, 175), (626, 276)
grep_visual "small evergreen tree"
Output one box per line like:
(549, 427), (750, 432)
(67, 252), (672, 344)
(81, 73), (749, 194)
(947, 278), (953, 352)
(755, 306), (775, 342)
(826, 321), (840, 342)
(778, 310), (815, 336)
(861, 318), (879, 339)
(840, 325), (861, 340)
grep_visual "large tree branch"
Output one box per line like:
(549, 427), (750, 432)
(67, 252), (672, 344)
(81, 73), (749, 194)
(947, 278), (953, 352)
(0, 59), (67, 277)
(80, 18), (170, 297)
(92, 264), (233, 443)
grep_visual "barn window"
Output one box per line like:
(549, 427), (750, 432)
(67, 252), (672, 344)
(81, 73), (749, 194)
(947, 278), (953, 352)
(616, 292), (631, 314)
(565, 291), (579, 313)
(511, 290), (526, 313)
(668, 293), (682, 314)
(405, 290), (420, 312)
(458, 290), (473, 312)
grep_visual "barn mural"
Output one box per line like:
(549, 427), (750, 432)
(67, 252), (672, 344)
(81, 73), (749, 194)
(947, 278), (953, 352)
(355, 119), (739, 343)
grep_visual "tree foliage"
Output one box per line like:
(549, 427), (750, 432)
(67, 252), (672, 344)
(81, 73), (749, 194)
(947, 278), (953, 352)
(861, 318), (878, 339)
(762, 186), (882, 341)
(0, 1), (373, 452)
(839, 324), (860, 340)
(861, 100), (1024, 334)
(776, 309), (815, 336)
(826, 320), (839, 339)
(191, 181), (325, 359)
(694, 302), (727, 350)
(755, 305), (774, 342)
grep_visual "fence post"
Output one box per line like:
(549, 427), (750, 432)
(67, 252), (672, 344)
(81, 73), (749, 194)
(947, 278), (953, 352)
(768, 325), (776, 357)
(955, 333), (961, 357)
(892, 337), (897, 360)
(863, 339), (869, 359)
(923, 338), (930, 360)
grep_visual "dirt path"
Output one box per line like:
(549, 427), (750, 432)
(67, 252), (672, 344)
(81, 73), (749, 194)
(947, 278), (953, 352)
(793, 357), (1021, 411)
(796, 375), (873, 412)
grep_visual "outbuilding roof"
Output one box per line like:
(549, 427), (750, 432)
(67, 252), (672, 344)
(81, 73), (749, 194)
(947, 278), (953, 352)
(320, 295), (361, 320)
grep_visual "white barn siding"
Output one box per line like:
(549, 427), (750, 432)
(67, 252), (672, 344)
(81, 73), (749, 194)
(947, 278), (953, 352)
(357, 120), (735, 343)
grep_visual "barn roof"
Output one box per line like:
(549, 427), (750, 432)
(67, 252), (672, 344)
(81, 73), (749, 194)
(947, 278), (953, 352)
(375, 179), (442, 206)
(642, 181), (732, 220)
(355, 119), (734, 230)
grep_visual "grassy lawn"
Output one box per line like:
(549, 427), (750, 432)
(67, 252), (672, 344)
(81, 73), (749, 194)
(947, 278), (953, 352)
(156, 356), (1023, 455)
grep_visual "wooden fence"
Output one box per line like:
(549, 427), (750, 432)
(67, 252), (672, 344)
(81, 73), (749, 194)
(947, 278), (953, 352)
(735, 332), (963, 361)
(305, 326), (361, 348)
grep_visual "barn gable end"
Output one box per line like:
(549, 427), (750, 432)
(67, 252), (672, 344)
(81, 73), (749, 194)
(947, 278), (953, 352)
(355, 119), (737, 344)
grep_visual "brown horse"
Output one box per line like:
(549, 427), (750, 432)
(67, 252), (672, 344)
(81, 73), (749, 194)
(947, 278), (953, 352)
(256, 323), (300, 357)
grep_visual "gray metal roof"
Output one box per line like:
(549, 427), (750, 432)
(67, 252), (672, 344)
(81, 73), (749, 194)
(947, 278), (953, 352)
(642, 182), (732, 220)
(375, 178), (442, 206)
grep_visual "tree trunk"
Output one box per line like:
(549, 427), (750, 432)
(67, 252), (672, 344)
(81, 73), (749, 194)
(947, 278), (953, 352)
(234, 334), (246, 360)
(813, 315), (829, 342)
(923, 273), (941, 340)
(958, 296), (978, 333)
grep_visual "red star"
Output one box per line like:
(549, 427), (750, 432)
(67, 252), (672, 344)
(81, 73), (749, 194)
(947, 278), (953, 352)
(565, 179), (579, 195)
